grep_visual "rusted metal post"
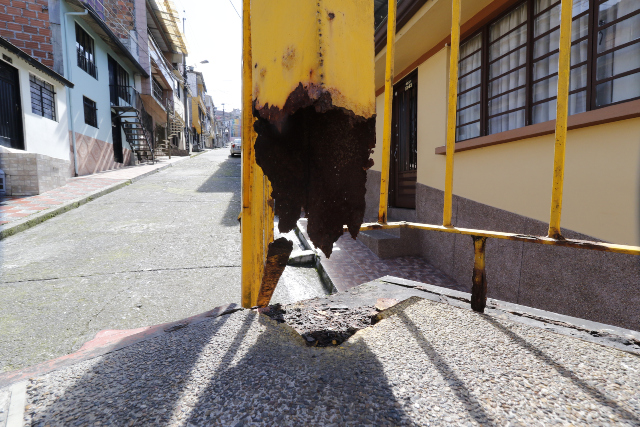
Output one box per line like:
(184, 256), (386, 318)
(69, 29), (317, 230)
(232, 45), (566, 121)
(378, 0), (397, 225)
(241, 0), (257, 308)
(443, 0), (462, 227)
(471, 236), (488, 313)
(547, 0), (574, 240)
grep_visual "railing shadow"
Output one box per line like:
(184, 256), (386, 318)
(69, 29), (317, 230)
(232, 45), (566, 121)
(26, 311), (415, 426)
(394, 309), (496, 426)
(482, 316), (640, 425)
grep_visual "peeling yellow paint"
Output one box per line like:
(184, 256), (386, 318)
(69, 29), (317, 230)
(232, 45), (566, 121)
(251, 0), (375, 119)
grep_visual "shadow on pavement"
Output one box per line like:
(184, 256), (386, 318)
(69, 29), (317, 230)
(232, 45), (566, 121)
(196, 156), (242, 227)
(483, 316), (640, 425)
(26, 311), (415, 426)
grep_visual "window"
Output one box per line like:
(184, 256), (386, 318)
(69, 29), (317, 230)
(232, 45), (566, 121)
(456, 0), (640, 142)
(152, 78), (163, 102)
(83, 96), (98, 128)
(76, 23), (98, 79)
(30, 75), (56, 121)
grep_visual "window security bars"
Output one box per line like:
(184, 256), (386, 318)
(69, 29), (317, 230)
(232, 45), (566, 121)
(30, 75), (56, 121)
(152, 78), (163, 102)
(83, 96), (98, 128)
(76, 23), (98, 79)
(455, 0), (640, 142)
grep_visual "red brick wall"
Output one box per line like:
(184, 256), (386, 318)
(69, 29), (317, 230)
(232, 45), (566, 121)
(0, 0), (53, 67)
(102, 0), (135, 41)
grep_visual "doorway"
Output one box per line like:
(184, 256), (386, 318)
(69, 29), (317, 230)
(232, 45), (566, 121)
(111, 112), (124, 163)
(0, 60), (24, 150)
(389, 71), (418, 209)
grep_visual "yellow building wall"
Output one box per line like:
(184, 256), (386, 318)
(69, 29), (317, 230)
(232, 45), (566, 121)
(192, 97), (201, 134)
(375, 46), (640, 246)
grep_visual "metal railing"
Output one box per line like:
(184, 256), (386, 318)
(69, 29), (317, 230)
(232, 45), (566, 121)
(77, 48), (98, 79)
(152, 79), (163, 103)
(239, 0), (640, 310)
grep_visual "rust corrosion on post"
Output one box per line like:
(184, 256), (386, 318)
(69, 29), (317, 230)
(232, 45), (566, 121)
(251, 0), (376, 258)
(257, 237), (294, 307)
(471, 236), (488, 313)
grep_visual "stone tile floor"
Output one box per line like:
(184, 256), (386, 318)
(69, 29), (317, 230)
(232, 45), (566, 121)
(299, 220), (468, 293)
(0, 157), (186, 226)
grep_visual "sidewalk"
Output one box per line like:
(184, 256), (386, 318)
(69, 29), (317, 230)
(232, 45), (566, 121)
(296, 218), (469, 293)
(1, 279), (639, 426)
(0, 155), (192, 239)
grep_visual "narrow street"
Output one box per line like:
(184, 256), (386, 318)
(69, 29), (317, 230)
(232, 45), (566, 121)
(0, 149), (325, 373)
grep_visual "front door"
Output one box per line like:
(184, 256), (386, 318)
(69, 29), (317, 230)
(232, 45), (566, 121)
(111, 112), (124, 163)
(390, 71), (418, 209)
(0, 60), (24, 150)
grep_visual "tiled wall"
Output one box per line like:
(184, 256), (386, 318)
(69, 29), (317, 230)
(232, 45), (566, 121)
(71, 132), (132, 176)
(0, 150), (70, 196)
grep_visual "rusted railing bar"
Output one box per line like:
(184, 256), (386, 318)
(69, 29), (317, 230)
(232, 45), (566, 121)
(350, 222), (640, 256)
(471, 236), (488, 313)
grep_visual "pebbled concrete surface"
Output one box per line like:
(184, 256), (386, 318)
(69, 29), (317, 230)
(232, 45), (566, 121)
(0, 149), (326, 373)
(19, 296), (640, 426)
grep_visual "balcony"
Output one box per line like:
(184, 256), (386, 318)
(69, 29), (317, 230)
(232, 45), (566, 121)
(152, 79), (163, 103)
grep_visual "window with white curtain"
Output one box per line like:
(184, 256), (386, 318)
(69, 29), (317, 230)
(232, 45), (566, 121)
(455, 0), (640, 142)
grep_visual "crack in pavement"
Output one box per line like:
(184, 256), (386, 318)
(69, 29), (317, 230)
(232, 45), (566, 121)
(0, 265), (241, 285)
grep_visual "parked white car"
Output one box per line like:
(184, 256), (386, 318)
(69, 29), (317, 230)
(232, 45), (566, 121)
(230, 138), (242, 156)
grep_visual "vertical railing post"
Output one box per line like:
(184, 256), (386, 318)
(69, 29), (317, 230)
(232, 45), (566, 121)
(443, 0), (462, 227)
(471, 236), (488, 313)
(241, 0), (257, 308)
(548, 0), (574, 240)
(378, 0), (397, 224)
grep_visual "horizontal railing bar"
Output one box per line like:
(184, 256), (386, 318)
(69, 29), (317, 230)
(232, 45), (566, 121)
(346, 222), (640, 256)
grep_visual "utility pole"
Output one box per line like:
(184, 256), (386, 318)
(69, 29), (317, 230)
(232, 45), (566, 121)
(222, 103), (226, 143)
(183, 12), (190, 153)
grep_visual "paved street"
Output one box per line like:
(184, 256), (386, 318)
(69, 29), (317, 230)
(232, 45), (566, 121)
(0, 149), (325, 373)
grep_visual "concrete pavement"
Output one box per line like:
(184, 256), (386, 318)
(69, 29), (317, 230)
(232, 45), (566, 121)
(0, 149), (325, 374)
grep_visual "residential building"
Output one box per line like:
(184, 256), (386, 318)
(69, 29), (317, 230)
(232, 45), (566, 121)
(0, 0), (188, 195)
(186, 68), (208, 150)
(143, 0), (188, 155)
(366, 0), (640, 330)
(0, 38), (72, 195)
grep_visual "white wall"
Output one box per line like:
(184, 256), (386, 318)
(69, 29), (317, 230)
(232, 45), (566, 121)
(0, 46), (70, 161)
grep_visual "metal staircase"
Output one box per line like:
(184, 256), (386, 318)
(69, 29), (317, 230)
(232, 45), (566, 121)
(110, 85), (155, 164)
(162, 97), (184, 155)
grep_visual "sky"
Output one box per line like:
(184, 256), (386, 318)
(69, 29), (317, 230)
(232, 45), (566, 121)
(175, 0), (243, 111)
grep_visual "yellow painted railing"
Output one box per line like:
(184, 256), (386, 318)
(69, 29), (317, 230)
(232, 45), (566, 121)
(241, 0), (640, 312)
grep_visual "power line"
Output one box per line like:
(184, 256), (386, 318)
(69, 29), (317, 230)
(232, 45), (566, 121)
(227, 0), (241, 18)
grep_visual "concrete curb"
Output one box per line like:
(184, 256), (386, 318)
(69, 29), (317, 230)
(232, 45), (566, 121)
(0, 304), (243, 389)
(293, 222), (338, 295)
(0, 158), (186, 241)
(4, 381), (26, 427)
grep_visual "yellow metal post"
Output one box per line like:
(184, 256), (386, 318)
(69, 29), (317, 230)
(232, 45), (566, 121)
(378, 0), (397, 224)
(443, 0), (462, 227)
(548, 0), (574, 239)
(250, 164), (265, 307)
(241, 0), (256, 308)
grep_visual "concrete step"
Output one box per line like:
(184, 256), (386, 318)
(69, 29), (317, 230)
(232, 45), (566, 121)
(358, 227), (420, 259)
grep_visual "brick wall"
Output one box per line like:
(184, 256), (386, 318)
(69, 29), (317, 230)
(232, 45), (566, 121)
(0, 0), (53, 67)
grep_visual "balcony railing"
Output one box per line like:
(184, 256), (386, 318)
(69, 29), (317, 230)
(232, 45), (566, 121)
(110, 84), (132, 107)
(152, 79), (163, 103)
(77, 48), (98, 79)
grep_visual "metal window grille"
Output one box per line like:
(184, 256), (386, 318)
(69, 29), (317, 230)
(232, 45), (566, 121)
(76, 23), (98, 79)
(83, 96), (98, 128)
(0, 169), (5, 195)
(29, 75), (56, 121)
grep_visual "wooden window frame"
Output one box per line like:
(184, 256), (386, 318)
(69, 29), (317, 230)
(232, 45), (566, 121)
(453, 0), (640, 146)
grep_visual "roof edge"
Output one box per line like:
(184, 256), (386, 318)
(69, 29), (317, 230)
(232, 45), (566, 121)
(0, 36), (74, 87)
